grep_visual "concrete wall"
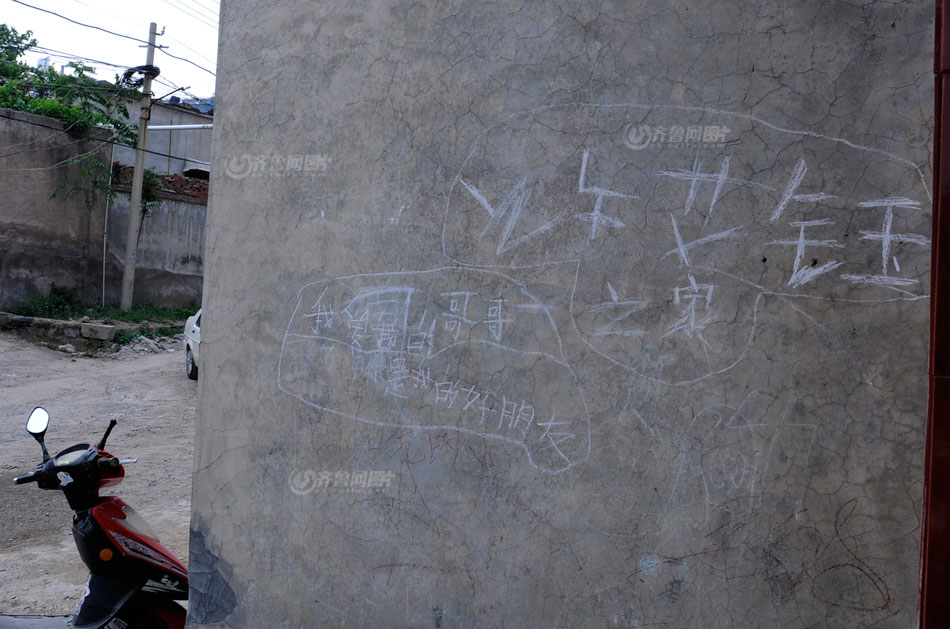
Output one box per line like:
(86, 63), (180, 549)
(193, 1), (932, 626)
(105, 192), (205, 308)
(113, 102), (213, 176)
(0, 108), (113, 310)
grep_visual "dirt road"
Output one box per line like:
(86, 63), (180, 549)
(0, 332), (196, 615)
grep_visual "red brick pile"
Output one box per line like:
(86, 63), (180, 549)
(112, 162), (209, 205)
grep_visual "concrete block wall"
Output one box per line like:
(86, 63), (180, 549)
(191, 1), (933, 625)
(0, 108), (113, 310)
(105, 192), (205, 309)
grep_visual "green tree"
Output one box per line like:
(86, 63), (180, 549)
(0, 23), (138, 144)
(0, 25), (35, 79)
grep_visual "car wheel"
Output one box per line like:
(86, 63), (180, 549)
(186, 347), (198, 380)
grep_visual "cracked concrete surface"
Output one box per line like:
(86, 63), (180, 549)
(191, 0), (932, 625)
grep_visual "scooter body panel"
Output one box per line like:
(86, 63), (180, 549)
(69, 501), (188, 628)
(90, 498), (188, 587)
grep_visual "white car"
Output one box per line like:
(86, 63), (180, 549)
(184, 309), (201, 380)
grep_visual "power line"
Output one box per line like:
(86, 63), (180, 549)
(159, 0), (217, 31)
(192, 0), (220, 16)
(165, 34), (216, 67)
(159, 46), (217, 78)
(8, 0), (217, 76)
(162, 0), (216, 28)
(28, 45), (132, 70)
(17, 49), (214, 106)
(9, 0), (154, 45)
(153, 76), (213, 106)
(162, 0), (217, 26)
(3, 42), (136, 72)
(0, 115), (88, 157)
(187, 0), (219, 20)
(0, 135), (85, 160)
(153, 72), (213, 102)
(0, 110), (193, 162)
(3, 40), (213, 104)
(25, 47), (213, 102)
(0, 79), (134, 92)
(60, 0), (219, 70)
(0, 138), (110, 172)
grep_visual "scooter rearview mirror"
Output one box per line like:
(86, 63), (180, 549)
(26, 407), (49, 436)
(26, 407), (51, 461)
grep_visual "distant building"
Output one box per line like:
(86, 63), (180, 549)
(112, 99), (214, 179)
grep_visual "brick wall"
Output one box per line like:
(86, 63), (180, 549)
(112, 162), (209, 205)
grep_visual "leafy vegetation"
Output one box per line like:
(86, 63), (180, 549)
(16, 283), (77, 318)
(51, 153), (117, 209)
(14, 283), (197, 323)
(0, 24), (138, 143)
(140, 167), (165, 218)
(112, 329), (137, 345)
(0, 24), (164, 225)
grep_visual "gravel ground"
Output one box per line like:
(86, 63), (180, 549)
(0, 332), (196, 615)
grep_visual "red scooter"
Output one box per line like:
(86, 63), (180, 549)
(3, 408), (188, 628)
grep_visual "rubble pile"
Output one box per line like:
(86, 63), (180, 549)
(107, 334), (184, 359)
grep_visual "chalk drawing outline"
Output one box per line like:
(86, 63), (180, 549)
(277, 266), (592, 475)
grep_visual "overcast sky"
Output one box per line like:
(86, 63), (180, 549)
(2, 0), (218, 100)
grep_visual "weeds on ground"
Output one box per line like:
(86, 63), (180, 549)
(18, 284), (77, 319)
(113, 329), (137, 345)
(16, 286), (189, 354)
(89, 304), (197, 323)
(14, 284), (198, 323)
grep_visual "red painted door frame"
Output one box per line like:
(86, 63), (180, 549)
(921, 1), (950, 625)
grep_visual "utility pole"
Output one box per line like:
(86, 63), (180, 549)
(120, 22), (158, 310)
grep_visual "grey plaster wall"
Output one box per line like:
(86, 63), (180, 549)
(192, 1), (933, 626)
(0, 108), (113, 309)
(113, 102), (213, 175)
(105, 193), (205, 308)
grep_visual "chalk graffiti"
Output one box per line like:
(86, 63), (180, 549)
(277, 267), (591, 474)
(441, 103), (930, 385)
(621, 390), (819, 525)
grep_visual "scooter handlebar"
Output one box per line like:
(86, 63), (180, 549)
(97, 457), (120, 470)
(14, 456), (121, 484)
(13, 472), (37, 484)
